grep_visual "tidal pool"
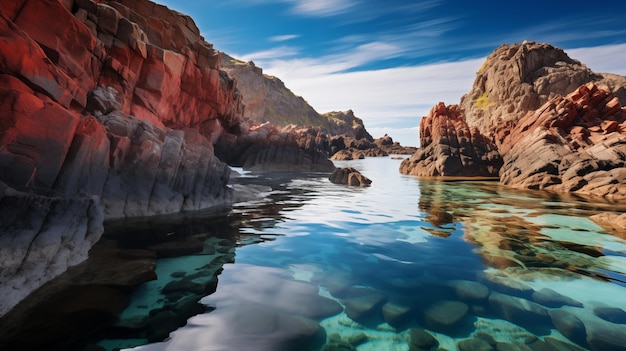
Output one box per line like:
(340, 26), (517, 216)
(95, 157), (626, 351)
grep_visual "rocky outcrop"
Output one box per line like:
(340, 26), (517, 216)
(215, 122), (335, 172)
(460, 41), (626, 143)
(374, 134), (418, 155)
(399, 103), (502, 177)
(221, 54), (324, 127)
(0, 0), (244, 316)
(221, 56), (374, 140)
(329, 167), (372, 187)
(499, 83), (626, 201)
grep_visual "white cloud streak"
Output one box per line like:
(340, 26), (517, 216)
(285, 0), (357, 16)
(237, 43), (624, 147)
(268, 34), (300, 42)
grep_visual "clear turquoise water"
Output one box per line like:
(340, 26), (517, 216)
(100, 157), (626, 351)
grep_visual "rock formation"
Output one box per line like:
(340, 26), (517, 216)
(0, 0), (245, 316)
(329, 167), (372, 187)
(459, 41), (626, 143)
(221, 56), (374, 140)
(403, 41), (626, 201)
(499, 83), (626, 201)
(215, 122), (336, 172)
(399, 103), (502, 177)
(221, 54), (324, 128)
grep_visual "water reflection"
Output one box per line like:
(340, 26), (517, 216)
(4, 158), (626, 351)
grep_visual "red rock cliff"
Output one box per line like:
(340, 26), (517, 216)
(0, 0), (245, 316)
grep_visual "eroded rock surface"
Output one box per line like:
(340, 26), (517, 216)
(0, 0), (243, 315)
(400, 103), (502, 177)
(460, 41), (626, 142)
(329, 167), (372, 187)
(499, 83), (626, 201)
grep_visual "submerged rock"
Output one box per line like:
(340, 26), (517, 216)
(457, 337), (495, 351)
(532, 288), (583, 308)
(409, 328), (439, 351)
(421, 300), (469, 333)
(448, 280), (490, 302)
(382, 300), (414, 327)
(594, 306), (626, 324)
(342, 288), (387, 322)
(488, 292), (550, 327)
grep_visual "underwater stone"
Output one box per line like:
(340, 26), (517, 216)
(409, 328), (439, 351)
(382, 300), (414, 327)
(495, 341), (533, 351)
(457, 337), (495, 351)
(342, 289), (387, 322)
(548, 309), (588, 349)
(422, 300), (469, 333)
(544, 337), (587, 351)
(532, 288), (583, 308)
(488, 292), (550, 326)
(593, 306), (626, 324)
(583, 316), (626, 351)
(147, 236), (204, 257)
(448, 280), (490, 301)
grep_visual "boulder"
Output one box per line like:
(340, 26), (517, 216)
(448, 280), (490, 302)
(400, 103), (502, 177)
(382, 300), (414, 327)
(329, 167), (372, 187)
(548, 309), (588, 348)
(342, 288), (386, 322)
(409, 328), (439, 351)
(593, 306), (626, 324)
(457, 337), (495, 351)
(532, 288), (583, 308)
(421, 300), (469, 333)
(488, 292), (550, 326)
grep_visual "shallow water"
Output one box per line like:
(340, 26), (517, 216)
(98, 157), (626, 351)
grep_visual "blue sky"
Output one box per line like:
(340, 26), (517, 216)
(156, 0), (626, 146)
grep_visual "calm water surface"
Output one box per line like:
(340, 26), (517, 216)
(100, 157), (626, 351)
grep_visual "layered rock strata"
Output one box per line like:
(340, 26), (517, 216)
(399, 103), (502, 177)
(499, 83), (626, 201)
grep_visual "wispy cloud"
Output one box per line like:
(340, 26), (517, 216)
(236, 43), (624, 147)
(286, 0), (357, 16)
(268, 34), (300, 42)
(568, 43), (626, 75)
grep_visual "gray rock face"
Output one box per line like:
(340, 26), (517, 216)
(0, 184), (104, 316)
(97, 112), (235, 219)
(216, 123), (336, 172)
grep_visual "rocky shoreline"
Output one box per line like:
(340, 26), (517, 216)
(1, 0), (626, 342)
(401, 42), (626, 205)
